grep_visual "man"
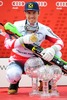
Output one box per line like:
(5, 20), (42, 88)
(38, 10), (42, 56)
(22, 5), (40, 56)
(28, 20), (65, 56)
(4, 2), (64, 94)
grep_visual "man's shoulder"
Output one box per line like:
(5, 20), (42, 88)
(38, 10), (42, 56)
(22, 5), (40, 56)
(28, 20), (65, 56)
(38, 22), (49, 29)
(14, 20), (25, 26)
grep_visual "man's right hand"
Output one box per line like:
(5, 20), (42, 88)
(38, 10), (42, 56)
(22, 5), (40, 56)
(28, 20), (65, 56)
(19, 33), (38, 44)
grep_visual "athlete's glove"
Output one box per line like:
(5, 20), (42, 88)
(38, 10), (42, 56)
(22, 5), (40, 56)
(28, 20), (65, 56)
(40, 47), (55, 61)
(19, 33), (38, 44)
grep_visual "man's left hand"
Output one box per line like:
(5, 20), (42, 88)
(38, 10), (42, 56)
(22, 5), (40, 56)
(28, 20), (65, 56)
(40, 47), (55, 61)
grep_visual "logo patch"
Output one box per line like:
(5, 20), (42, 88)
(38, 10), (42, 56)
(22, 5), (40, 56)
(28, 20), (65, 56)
(28, 3), (33, 8)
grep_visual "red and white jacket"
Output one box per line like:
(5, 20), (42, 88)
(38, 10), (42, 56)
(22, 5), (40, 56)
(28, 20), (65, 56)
(4, 20), (64, 64)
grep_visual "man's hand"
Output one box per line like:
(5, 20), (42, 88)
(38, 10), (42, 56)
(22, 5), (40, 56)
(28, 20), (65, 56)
(40, 47), (55, 61)
(19, 33), (38, 44)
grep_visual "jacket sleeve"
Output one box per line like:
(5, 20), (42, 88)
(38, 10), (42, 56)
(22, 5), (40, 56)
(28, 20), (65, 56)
(4, 34), (23, 49)
(45, 26), (64, 51)
(4, 34), (16, 49)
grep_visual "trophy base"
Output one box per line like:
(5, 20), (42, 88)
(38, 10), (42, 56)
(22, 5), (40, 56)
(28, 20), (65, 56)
(29, 90), (40, 96)
(50, 90), (59, 97)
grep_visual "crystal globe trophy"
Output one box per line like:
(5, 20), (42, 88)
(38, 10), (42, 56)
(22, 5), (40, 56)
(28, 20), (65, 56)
(50, 65), (62, 96)
(38, 65), (54, 97)
(24, 57), (44, 96)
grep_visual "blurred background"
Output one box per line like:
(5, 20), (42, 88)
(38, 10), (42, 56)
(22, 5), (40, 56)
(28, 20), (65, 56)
(0, 0), (67, 87)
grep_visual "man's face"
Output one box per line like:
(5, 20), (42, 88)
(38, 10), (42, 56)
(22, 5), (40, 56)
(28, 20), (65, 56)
(25, 10), (39, 25)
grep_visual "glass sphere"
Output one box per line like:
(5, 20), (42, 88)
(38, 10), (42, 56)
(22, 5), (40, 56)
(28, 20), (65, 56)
(24, 57), (44, 77)
(51, 65), (62, 80)
(38, 65), (54, 81)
